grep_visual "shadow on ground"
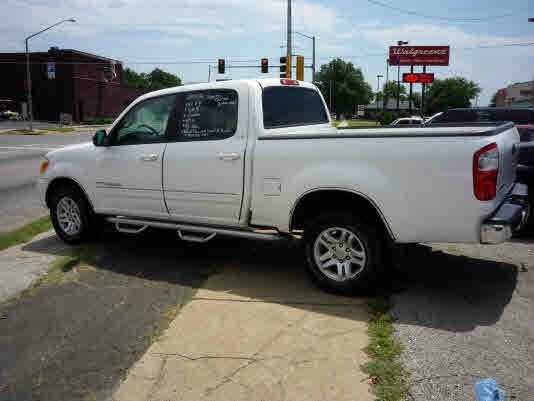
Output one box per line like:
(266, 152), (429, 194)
(390, 244), (518, 332)
(0, 229), (521, 401)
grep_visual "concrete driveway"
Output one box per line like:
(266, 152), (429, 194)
(113, 239), (373, 401)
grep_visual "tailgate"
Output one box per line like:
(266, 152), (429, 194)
(496, 125), (520, 196)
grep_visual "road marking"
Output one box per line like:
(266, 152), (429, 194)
(0, 146), (61, 151)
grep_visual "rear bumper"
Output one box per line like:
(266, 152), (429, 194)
(481, 183), (529, 244)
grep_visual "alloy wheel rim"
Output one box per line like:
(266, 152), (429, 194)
(313, 227), (367, 282)
(56, 197), (82, 236)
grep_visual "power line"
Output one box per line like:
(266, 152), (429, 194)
(0, 42), (532, 66)
(364, 0), (519, 22)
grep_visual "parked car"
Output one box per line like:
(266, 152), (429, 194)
(426, 107), (534, 229)
(38, 79), (528, 293)
(390, 116), (424, 125)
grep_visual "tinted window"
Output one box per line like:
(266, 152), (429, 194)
(112, 94), (176, 145)
(171, 89), (238, 141)
(493, 110), (534, 124)
(396, 119), (410, 125)
(263, 86), (328, 128)
(433, 110), (477, 123)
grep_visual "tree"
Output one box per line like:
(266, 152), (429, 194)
(489, 92), (498, 107)
(314, 58), (373, 118)
(146, 68), (182, 90)
(424, 77), (481, 114)
(122, 67), (182, 90)
(379, 80), (406, 106)
(123, 67), (149, 89)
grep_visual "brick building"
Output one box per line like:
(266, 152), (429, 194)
(0, 47), (147, 122)
(495, 81), (534, 108)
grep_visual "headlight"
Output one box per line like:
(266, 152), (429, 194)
(40, 158), (50, 174)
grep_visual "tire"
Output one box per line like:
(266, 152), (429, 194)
(303, 212), (385, 294)
(49, 185), (95, 244)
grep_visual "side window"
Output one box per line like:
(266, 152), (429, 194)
(397, 119), (409, 125)
(111, 94), (176, 146)
(171, 89), (238, 141)
(263, 86), (328, 129)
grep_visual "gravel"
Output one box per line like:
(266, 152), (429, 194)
(391, 240), (534, 401)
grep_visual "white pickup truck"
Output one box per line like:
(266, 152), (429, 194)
(38, 78), (529, 293)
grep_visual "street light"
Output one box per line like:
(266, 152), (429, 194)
(395, 40), (408, 111)
(294, 31), (316, 80)
(376, 74), (383, 125)
(25, 18), (76, 131)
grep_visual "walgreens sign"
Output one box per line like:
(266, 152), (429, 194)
(389, 46), (450, 66)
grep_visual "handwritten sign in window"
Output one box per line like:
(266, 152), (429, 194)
(179, 90), (238, 140)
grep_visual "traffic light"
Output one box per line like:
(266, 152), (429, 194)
(218, 59), (225, 74)
(296, 55), (304, 81)
(261, 58), (268, 73)
(279, 56), (286, 78)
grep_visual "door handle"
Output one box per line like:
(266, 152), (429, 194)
(140, 154), (159, 162)
(217, 152), (240, 161)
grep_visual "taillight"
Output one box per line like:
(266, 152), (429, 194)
(280, 79), (299, 85)
(473, 142), (498, 201)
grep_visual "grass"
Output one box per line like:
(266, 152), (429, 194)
(83, 117), (114, 125)
(347, 119), (379, 126)
(2, 127), (76, 135)
(362, 297), (409, 401)
(0, 216), (52, 251)
(42, 127), (76, 133)
(332, 119), (380, 128)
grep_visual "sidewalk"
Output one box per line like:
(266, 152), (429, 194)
(113, 244), (373, 401)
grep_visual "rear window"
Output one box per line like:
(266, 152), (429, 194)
(262, 86), (328, 129)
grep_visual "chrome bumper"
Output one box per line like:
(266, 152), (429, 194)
(481, 183), (529, 244)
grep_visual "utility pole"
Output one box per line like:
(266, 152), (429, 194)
(376, 74), (383, 125)
(294, 31), (315, 81)
(312, 35), (316, 80)
(384, 59), (389, 109)
(208, 65), (211, 82)
(396, 41), (408, 112)
(408, 65), (413, 112)
(25, 18), (76, 131)
(287, 0), (292, 79)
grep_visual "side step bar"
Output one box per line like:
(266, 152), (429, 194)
(106, 216), (287, 242)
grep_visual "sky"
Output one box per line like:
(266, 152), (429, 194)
(2, 0), (533, 106)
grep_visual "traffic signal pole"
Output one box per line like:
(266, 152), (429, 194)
(421, 65), (426, 116)
(287, 0), (292, 79)
(408, 65), (413, 112)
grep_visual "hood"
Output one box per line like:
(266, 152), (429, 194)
(46, 141), (93, 160)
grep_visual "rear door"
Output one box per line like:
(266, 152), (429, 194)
(163, 84), (248, 225)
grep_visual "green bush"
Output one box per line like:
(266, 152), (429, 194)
(379, 111), (395, 125)
(83, 116), (115, 125)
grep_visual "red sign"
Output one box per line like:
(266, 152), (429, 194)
(402, 73), (435, 83)
(389, 46), (450, 66)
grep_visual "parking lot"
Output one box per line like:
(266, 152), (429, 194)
(0, 224), (532, 401)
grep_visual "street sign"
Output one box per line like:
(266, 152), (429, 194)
(47, 62), (56, 79)
(402, 73), (434, 83)
(389, 46), (450, 66)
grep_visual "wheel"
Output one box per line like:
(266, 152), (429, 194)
(50, 185), (94, 244)
(304, 212), (384, 294)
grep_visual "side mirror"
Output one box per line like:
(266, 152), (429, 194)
(93, 129), (110, 147)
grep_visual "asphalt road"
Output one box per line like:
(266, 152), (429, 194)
(0, 131), (94, 232)
(392, 241), (534, 401)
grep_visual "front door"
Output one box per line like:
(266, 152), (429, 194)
(163, 86), (247, 225)
(93, 94), (177, 218)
